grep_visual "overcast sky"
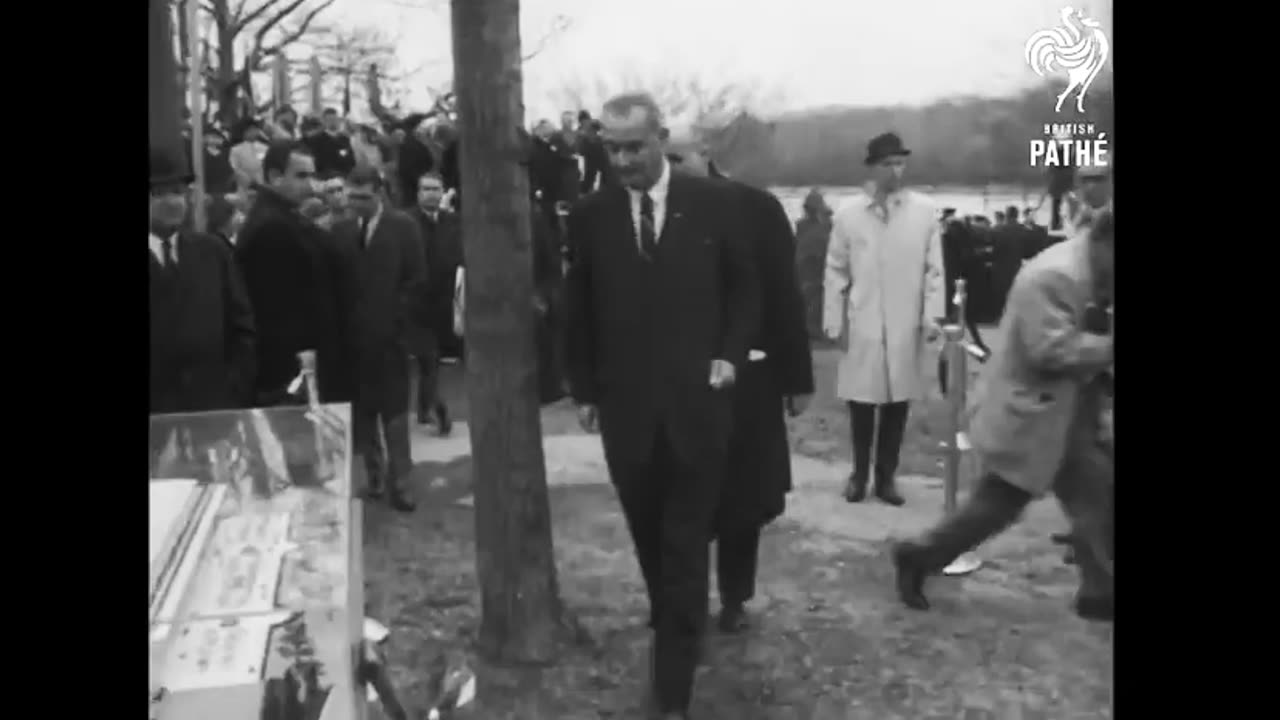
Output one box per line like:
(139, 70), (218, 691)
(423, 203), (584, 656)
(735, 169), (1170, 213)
(321, 0), (1113, 119)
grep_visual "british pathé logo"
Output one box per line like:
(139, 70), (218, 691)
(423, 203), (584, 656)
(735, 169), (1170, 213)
(1024, 7), (1110, 113)
(1030, 124), (1108, 168)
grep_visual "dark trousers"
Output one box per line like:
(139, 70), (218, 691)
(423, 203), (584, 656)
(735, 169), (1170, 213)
(716, 525), (762, 608)
(415, 346), (443, 417)
(1050, 192), (1065, 231)
(847, 401), (910, 484)
(908, 444), (1114, 600)
(608, 422), (723, 714)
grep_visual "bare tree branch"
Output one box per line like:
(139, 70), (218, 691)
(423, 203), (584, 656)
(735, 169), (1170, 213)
(521, 14), (572, 62)
(251, 0), (308, 52)
(238, 0), (285, 31)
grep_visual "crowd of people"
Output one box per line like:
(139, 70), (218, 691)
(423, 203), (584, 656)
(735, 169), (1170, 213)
(151, 91), (1113, 720)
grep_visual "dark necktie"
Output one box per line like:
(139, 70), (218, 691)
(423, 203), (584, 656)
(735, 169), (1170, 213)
(161, 237), (177, 274)
(360, 217), (370, 248)
(639, 192), (657, 260)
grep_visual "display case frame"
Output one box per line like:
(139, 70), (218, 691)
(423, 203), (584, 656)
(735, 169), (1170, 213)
(148, 403), (365, 720)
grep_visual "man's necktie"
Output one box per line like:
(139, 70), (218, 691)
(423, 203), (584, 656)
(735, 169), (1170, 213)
(161, 237), (177, 274)
(639, 192), (658, 260)
(360, 217), (370, 249)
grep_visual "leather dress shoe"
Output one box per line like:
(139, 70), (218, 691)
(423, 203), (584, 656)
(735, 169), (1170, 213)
(874, 474), (905, 506)
(717, 604), (750, 634)
(891, 542), (930, 611)
(1074, 594), (1114, 622)
(843, 472), (868, 502)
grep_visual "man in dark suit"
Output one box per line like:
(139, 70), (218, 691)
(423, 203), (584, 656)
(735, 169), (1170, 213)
(306, 108), (357, 178)
(237, 141), (354, 405)
(397, 115), (436, 209)
(669, 148), (815, 634)
(407, 171), (461, 433)
(564, 93), (760, 720)
(335, 167), (428, 513)
(150, 148), (256, 415)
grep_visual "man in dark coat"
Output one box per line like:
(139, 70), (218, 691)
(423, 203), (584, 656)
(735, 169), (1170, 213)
(564, 93), (760, 720)
(397, 115), (436, 209)
(407, 171), (461, 433)
(236, 141), (354, 405)
(578, 114), (611, 193)
(150, 148), (256, 415)
(305, 108), (357, 178)
(335, 167), (428, 513)
(672, 151), (814, 633)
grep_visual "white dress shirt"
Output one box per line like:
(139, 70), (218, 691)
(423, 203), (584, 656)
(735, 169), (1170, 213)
(361, 204), (384, 247)
(627, 159), (671, 249)
(149, 231), (179, 266)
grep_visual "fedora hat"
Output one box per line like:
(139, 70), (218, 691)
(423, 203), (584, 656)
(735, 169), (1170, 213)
(865, 132), (911, 165)
(151, 146), (193, 189)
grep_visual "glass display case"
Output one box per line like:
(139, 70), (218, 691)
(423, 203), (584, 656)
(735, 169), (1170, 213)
(149, 403), (365, 720)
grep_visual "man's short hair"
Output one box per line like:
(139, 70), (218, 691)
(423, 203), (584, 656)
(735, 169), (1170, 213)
(418, 170), (443, 184)
(346, 166), (383, 190)
(262, 140), (311, 179)
(601, 92), (664, 132)
(322, 107), (339, 117)
(275, 104), (296, 119)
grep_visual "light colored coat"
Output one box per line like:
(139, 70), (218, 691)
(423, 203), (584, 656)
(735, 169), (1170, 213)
(822, 190), (944, 403)
(969, 236), (1113, 496)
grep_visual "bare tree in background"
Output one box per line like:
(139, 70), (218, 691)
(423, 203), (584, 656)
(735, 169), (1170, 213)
(552, 69), (781, 131)
(451, 0), (564, 664)
(173, 0), (337, 127)
(309, 25), (400, 115)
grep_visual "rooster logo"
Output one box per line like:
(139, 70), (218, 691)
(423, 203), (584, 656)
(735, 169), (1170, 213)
(1024, 7), (1110, 113)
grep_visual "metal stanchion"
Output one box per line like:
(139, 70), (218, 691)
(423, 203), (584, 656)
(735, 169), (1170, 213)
(942, 280), (983, 577)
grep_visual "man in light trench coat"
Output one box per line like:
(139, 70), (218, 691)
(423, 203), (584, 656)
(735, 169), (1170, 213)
(891, 210), (1116, 622)
(822, 132), (945, 506)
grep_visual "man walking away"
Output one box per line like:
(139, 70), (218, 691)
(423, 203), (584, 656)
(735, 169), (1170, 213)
(336, 167), (427, 513)
(670, 146), (815, 634)
(822, 133), (944, 506)
(408, 171), (460, 434)
(892, 211), (1116, 622)
(565, 92), (759, 720)
(150, 148), (256, 415)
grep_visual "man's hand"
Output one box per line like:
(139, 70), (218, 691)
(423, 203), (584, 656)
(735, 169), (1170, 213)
(785, 394), (812, 417)
(297, 349), (318, 370)
(577, 404), (598, 433)
(709, 359), (736, 389)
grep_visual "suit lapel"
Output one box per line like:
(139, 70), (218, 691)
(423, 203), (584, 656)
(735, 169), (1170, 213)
(607, 186), (639, 259)
(659, 174), (690, 246)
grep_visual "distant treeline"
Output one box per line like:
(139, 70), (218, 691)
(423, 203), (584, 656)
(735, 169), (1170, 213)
(712, 75), (1113, 189)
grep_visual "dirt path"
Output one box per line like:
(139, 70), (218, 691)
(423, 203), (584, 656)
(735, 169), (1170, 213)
(363, 349), (1112, 719)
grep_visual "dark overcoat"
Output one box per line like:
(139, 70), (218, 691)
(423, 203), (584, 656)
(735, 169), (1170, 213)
(564, 172), (760, 472)
(150, 230), (256, 414)
(236, 188), (353, 404)
(718, 182), (814, 531)
(333, 208), (428, 416)
(408, 207), (464, 356)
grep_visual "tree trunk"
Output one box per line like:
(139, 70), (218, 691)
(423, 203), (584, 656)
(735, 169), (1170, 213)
(216, 27), (240, 129)
(451, 0), (563, 665)
(150, 0), (187, 175)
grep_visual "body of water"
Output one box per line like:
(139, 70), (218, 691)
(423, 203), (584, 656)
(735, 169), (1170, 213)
(770, 185), (1051, 226)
